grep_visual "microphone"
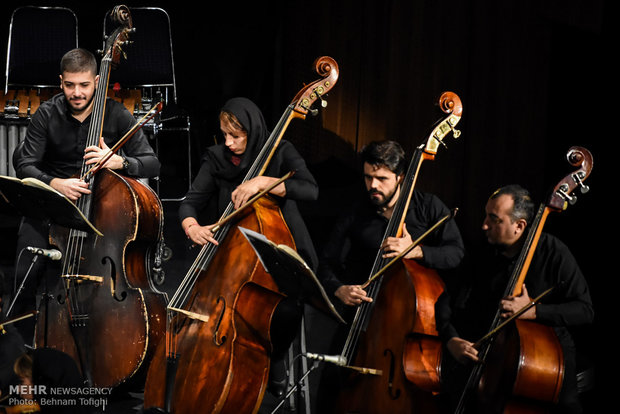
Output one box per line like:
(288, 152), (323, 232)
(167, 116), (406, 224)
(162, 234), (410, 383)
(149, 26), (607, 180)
(303, 352), (346, 366)
(26, 247), (62, 261)
(303, 352), (383, 376)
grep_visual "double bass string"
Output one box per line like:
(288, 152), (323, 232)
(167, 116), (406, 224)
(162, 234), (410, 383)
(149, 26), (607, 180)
(60, 50), (113, 321)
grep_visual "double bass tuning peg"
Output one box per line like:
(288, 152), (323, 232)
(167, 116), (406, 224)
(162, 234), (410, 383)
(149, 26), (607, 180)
(450, 125), (461, 138)
(572, 172), (590, 194)
(310, 87), (328, 111)
(309, 96), (327, 117)
(556, 184), (577, 205)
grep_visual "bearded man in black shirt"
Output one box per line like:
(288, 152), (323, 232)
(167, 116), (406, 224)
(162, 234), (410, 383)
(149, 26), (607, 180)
(319, 140), (464, 308)
(312, 140), (464, 411)
(10, 48), (160, 342)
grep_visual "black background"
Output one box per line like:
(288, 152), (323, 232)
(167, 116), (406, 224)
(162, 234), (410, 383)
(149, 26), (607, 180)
(0, 0), (612, 409)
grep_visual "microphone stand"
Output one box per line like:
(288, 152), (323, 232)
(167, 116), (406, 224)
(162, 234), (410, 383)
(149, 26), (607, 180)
(6, 253), (38, 318)
(270, 356), (319, 414)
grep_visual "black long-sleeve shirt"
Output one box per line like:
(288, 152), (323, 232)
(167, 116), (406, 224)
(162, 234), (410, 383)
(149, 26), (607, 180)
(13, 92), (160, 183)
(179, 139), (319, 270)
(435, 232), (594, 413)
(435, 232), (594, 345)
(318, 190), (465, 297)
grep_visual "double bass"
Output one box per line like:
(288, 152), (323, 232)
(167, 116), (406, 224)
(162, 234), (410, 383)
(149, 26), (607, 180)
(143, 56), (339, 414)
(455, 146), (593, 413)
(34, 5), (168, 389)
(333, 92), (463, 413)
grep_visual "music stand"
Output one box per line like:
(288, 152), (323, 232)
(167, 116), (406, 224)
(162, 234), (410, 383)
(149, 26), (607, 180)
(238, 226), (344, 324)
(0, 175), (101, 235)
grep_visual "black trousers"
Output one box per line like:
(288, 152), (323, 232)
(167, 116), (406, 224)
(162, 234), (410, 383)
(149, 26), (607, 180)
(10, 216), (54, 344)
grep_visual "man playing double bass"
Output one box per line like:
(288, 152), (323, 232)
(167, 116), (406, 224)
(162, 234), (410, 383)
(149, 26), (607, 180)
(314, 140), (465, 410)
(11, 48), (160, 343)
(435, 185), (594, 413)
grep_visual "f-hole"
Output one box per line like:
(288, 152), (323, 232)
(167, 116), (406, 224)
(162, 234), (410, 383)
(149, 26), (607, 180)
(384, 349), (401, 400)
(102, 256), (127, 301)
(213, 296), (227, 346)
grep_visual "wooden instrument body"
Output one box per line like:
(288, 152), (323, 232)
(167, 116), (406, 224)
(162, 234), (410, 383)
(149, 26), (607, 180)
(334, 262), (417, 414)
(144, 197), (295, 414)
(509, 321), (564, 403)
(35, 169), (167, 388)
(402, 259), (445, 394)
(334, 260), (443, 413)
(478, 320), (564, 413)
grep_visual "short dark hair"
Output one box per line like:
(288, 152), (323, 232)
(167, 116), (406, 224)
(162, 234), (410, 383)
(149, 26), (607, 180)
(60, 48), (97, 74)
(360, 140), (407, 175)
(490, 184), (536, 224)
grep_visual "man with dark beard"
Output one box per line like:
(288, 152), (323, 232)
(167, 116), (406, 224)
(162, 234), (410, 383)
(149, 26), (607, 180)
(318, 140), (464, 306)
(312, 140), (464, 411)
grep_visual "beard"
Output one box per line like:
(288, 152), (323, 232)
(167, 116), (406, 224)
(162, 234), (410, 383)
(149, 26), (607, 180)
(368, 186), (399, 209)
(67, 92), (95, 114)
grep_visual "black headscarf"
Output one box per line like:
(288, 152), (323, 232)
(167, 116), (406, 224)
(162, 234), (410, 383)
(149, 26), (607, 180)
(205, 97), (270, 183)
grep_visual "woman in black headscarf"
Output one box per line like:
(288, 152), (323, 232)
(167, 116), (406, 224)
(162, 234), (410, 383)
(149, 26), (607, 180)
(179, 97), (318, 270)
(178, 97), (319, 395)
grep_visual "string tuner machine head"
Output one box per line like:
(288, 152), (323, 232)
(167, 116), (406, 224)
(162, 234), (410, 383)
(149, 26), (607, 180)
(310, 87), (328, 109)
(449, 123), (461, 138)
(573, 171), (590, 193)
(319, 94), (328, 108)
(556, 184), (577, 205)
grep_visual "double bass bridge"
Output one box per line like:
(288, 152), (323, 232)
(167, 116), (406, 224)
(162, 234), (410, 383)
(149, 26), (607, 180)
(61, 274), (105, 284)
(167, 306), (210, 324)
